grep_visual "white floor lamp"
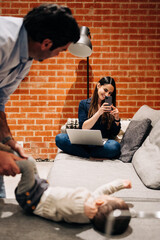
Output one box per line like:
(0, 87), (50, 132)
(68, 26), (92, 98)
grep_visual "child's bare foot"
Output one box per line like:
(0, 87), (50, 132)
(123, 180), (132, 188)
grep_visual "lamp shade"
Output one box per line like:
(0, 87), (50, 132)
(68, 26), (92, 58)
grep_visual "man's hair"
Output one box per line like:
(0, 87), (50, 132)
(91, 198), (131, 235)
(24, 4), (80, 50)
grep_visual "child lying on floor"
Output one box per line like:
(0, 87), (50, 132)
(0, 144), (131, 234)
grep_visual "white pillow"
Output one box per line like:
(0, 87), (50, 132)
(132, 119), (160, 189)
(132, 105), (160, 127)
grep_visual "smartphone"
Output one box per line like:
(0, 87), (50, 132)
(105, 96), (112, 106)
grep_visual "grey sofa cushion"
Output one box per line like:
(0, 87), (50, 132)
(47, 151), (160, 200)
(119, 119), (152, 163)
(132, 105), (160, 127)
(132, 119), (160, 189)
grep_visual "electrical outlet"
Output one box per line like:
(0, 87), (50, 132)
(17, 141), (23, 147)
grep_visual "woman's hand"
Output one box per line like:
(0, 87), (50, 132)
(82, 102), (112, 129)
(110, 105), (120, 121)
(97, 102), (112, 116)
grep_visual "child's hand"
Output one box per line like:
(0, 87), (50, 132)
(84, 201), (98, 219)
(123, 179), (132, 188)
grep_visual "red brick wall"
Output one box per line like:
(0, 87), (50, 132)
(1, 0), (160, 159)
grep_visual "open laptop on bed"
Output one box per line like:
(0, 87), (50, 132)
(66, 129), (107, 146)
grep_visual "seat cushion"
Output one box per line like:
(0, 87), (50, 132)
(47, 152), (160, 200)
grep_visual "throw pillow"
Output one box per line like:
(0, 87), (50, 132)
(132, 119), (160, 189)
(61, 118), (79, 134)
(132, 105), (160, 127)
(119, 118), (152, 163)
(66, 118), (79, 129)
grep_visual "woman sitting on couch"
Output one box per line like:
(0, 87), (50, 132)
(56, 76), (121, 159)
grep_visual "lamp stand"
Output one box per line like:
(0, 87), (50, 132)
(87, 56), (89, 98)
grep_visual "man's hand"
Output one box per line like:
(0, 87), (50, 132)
(0, 151), (23, 176)
(6, 139), (28, 158)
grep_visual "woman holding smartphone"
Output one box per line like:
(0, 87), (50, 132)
(56, 76), (121, 159)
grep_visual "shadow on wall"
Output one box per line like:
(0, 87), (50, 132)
(58, 59), (93, 128)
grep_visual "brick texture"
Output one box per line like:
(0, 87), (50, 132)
(1, 0), (160, 159)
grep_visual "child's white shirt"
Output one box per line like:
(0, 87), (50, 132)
(34, 179), (125, 223)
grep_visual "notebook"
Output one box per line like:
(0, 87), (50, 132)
(66, 129), (107, 146)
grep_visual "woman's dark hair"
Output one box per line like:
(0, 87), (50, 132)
(90, 198), (131, 235)
(88, 76), (117, 128)
(24, 4), (80, 50)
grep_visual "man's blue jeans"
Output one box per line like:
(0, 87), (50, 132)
(56, 133), (120, 159)
(0, 176), (6, 198)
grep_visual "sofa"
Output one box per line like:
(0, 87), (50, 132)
(0, 105), (159, 240)
(47, 105), (160, 239)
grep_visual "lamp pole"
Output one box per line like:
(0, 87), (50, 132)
(87, 56), (89, 99)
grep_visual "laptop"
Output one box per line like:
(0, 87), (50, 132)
(66, 129), (107, 146)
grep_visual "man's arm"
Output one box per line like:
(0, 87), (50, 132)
(0, 111), (28, 158)
(0, 111), (12, 142)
